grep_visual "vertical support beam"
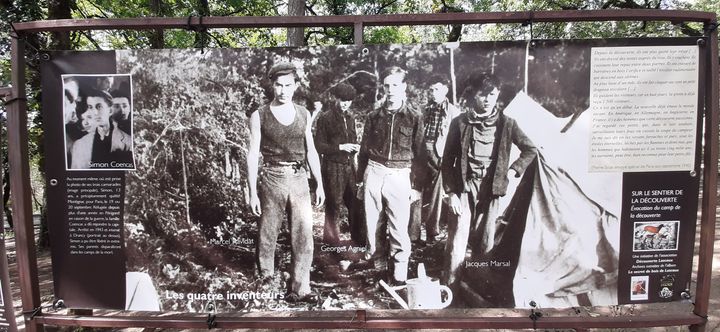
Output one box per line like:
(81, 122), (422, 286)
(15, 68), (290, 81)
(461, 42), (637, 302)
(7, 33), (43, 332)
(354, 21), (363, 46)
(691, 20), (719, 332)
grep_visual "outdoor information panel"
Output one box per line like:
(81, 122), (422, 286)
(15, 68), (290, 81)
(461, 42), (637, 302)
(41, 38), (702, 312)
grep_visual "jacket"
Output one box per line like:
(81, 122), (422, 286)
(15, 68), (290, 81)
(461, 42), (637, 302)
(71, 123), (132, 169)
(441, 113), (537, 196)
(313, 108), (358, 163)
(358, 102), (425, 188)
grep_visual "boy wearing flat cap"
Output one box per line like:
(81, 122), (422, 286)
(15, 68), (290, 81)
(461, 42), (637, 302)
(313, 83), (364, 246)
(246, 62), (325, 303)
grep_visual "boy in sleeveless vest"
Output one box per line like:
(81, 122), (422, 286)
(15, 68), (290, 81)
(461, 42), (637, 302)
(246, 62), (325, 303)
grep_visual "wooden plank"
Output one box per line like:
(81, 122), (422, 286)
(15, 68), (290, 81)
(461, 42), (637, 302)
(690, 19), (719, 332)
(10, 10), (716, 33)
(7, 34), (43, 332)
(32, 312), (704, 329)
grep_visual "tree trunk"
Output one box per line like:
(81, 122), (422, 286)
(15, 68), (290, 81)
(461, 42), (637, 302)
(180, 131), (191, 225)
(47, 0), (72, 49)
(287, 0), (305, 46)
(194, 0), (210, 49)
(150, 0), (164, 48)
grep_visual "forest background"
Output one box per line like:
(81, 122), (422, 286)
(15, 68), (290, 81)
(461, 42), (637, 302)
(0, 0), (718, 265)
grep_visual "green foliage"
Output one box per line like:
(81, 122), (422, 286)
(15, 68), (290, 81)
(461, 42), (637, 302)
(365, 26), (418, 44)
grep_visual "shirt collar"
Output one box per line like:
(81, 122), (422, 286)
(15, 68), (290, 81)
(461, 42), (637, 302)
(382, 101), (409, 117)
(437, 99), (450, 115)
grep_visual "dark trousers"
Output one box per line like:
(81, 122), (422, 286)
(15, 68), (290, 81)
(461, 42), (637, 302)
(409, 163), (445, 242)
(257, 165), (313, 297)
(321, 160), (365, 245)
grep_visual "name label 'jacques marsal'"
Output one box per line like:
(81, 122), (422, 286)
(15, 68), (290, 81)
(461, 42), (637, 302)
(465, 260), (511, 268)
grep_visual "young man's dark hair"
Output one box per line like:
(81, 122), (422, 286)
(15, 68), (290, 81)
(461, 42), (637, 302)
(84, 88), (114, 108)
(458, 71), (501, 103)
(427, 73), (450, 87)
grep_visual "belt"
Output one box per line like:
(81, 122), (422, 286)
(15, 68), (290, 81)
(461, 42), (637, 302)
(368, 159), (410, 171)
(368, 158), (411, 170)
(264, 160), (305, 171)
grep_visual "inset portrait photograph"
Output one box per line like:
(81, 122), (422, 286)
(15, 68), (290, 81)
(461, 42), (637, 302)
(630, 275), (649, 301)
(633, 221), (679, 251)
(63, 74), (135, 171)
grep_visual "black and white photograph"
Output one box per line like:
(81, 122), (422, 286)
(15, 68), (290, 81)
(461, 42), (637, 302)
(41, 38), (701, 312)
(113, 40), (625, 312)
(63, 74), (135, 171)
(633, 221), (680, 251)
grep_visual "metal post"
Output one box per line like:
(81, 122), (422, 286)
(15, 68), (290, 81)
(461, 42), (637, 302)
(7, 33), (43, 332)
(690, 21), (719, 332)
(353, 21), (363, 45)
(0, 87), (18, 332)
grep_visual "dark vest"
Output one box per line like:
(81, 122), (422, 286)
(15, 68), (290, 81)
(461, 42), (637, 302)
(259, 104), (308, 163)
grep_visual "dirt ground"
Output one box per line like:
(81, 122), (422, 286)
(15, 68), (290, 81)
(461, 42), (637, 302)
(3, 201), (720, 331)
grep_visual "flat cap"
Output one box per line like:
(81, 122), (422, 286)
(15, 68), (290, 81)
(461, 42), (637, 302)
(334, 83), (356, 101)
(268, 62), (297, 80)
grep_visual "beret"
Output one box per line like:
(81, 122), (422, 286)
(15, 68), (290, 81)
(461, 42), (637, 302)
(268, 62), (297, 80)
(334, 83), (356, 101)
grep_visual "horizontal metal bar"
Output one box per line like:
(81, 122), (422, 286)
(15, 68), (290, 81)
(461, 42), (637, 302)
(11, 10), (716, 33)
(34, 312), (705, 329)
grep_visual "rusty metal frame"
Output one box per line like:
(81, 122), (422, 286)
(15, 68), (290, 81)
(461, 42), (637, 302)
(7, 9), (719, 331)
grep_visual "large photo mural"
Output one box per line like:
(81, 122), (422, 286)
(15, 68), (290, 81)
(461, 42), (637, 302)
(41, 38), (701, 312)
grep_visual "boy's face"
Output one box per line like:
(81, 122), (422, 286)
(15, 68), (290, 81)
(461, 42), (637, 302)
(273, 74), (297, 104)
(469, 87), (500, 117)
(96, 77), (114, 91)
(112, 97), (131, 120)
(429, 83), (448, 104)
(86, 96), (111, 128)
(80, 109), (97, 132)
(313, 101), (323, 112)
(383, 73), (407, 105)
(339, 100), (352, 112)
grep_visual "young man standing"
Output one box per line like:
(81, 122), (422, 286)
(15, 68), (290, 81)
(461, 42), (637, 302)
(314, 83), (364, 245)
(357, 67), (424, 285)
(411, 75), (462, 244)
(246, 62), (325, 302)
(441, 72), (537, 291)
